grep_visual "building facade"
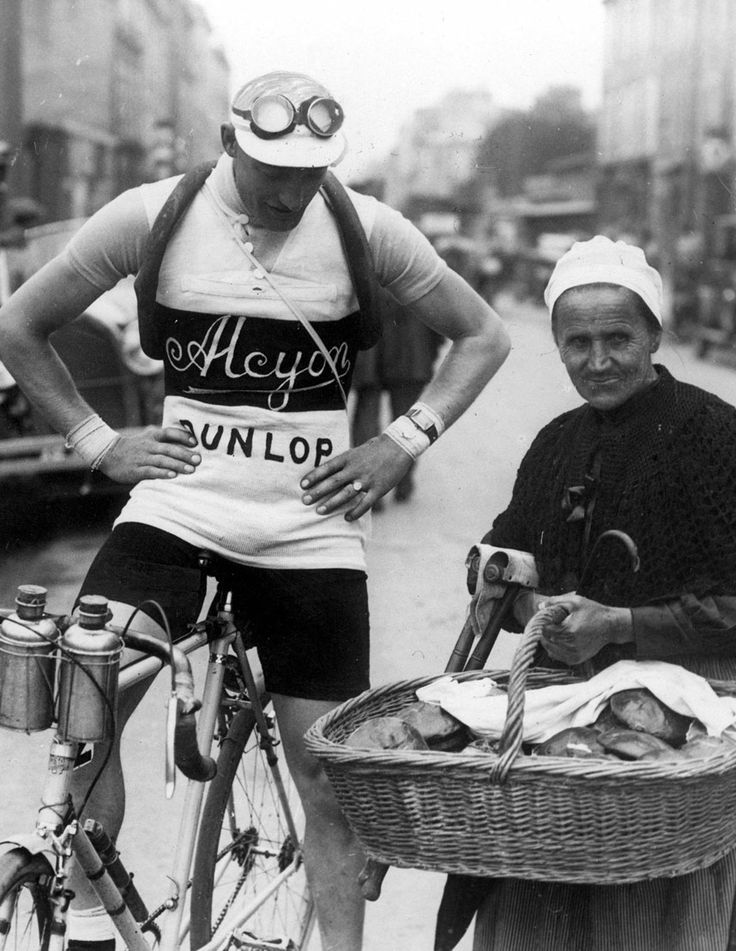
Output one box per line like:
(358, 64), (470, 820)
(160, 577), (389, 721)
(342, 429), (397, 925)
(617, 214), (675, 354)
(382, 87), (499, 228)
(2, 0), (229, 223)
(598, 0), (736, 299)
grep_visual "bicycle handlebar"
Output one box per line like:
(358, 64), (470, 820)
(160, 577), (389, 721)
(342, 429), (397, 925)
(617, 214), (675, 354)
(116, 629), (217, 783)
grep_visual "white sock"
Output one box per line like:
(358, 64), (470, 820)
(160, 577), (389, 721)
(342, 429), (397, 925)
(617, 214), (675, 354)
(67, 906), (116, 943)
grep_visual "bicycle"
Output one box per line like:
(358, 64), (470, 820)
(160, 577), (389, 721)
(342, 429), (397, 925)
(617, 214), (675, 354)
(0, 552), (316, 951)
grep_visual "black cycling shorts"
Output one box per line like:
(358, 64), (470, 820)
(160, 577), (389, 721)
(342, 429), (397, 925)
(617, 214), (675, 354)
(79, 523), (370, 702)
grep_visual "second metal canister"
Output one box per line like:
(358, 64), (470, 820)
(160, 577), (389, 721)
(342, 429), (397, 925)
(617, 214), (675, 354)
(56, 594), (123, 743)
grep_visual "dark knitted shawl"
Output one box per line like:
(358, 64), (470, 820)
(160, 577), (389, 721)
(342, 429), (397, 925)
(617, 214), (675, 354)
(485, 366), (736, 610)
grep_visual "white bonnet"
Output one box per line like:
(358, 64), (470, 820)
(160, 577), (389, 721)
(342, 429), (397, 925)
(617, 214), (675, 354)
(543, 235), (663, 324)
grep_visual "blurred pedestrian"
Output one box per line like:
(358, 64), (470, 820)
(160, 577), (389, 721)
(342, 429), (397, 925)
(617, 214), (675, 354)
(351, 292), (443, 504)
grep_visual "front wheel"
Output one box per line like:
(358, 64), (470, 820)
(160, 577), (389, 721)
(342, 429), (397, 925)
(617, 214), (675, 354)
(0, 848), (56, 951)
(189, 706), (315, 950)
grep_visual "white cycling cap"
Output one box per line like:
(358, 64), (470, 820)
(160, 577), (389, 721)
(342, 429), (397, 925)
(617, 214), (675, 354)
(230, 71), (347, 168)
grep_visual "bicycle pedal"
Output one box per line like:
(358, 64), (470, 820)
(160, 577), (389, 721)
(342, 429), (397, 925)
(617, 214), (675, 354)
(223, 658), (248, 699)
(229, 931), (296, 950)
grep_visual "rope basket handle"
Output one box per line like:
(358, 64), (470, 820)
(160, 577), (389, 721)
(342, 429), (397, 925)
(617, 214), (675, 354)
(489, 604), (568, 784)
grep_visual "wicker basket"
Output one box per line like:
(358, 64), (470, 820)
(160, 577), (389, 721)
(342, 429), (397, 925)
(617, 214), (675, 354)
(305, 611), (736, 884)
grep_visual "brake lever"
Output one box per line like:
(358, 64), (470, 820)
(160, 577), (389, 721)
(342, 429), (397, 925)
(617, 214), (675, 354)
(165, 693), (178, 799)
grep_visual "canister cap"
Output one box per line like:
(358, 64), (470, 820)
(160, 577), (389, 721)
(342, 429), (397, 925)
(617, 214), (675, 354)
(78, 595), (109, 613)
(16, 585), (48, 607)
(78, 595), (110, 624)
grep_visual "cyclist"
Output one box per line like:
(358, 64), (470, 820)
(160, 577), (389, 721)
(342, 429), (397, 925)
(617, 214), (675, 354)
(0, 71), (511, 951)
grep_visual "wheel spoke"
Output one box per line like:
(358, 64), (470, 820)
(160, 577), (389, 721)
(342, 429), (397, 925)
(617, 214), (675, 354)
(0, 850), (55, 951)
(190, 707), (315, 950)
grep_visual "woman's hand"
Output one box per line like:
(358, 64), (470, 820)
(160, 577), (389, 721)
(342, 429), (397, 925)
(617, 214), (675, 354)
(537, 593), (633, 665)
(300, 434), (414, 521)
(513, 589), (546, 627)
(98, 426), (201, 483)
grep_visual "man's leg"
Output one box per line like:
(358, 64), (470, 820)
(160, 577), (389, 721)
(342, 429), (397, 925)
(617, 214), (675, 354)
(66, 602), (169, 949)
(351, 386), (382, 447)
(66, 525), (205, 949)
(232, 563), (370, 949)
(271, 693), (366, 951)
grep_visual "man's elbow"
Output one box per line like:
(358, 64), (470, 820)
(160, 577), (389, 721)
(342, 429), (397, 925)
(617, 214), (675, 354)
(0, 315), (29, 352)
(477, 307), (511, 369)
(492, 313), (511, 360)
(0, 321), (21, 364)
(0, 308), (45, 366)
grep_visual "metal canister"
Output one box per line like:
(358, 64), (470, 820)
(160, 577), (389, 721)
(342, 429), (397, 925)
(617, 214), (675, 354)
(56, 594), (123, 743)
(0, 585), (58, 732)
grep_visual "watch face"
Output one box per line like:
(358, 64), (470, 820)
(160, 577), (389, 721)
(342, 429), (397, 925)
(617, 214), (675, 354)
(407, 408), (437, 441)
(407, 410), (426, 430)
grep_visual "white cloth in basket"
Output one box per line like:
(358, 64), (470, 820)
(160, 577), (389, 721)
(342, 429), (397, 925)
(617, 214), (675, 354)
(416, 660), (736, 743)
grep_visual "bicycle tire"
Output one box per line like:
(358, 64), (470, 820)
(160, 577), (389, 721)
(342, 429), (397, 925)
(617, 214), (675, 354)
(0, 848), (55, 951)
(190, 705), (315, 950)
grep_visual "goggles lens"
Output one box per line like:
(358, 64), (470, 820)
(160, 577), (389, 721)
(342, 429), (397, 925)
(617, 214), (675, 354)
(236, 93), (344, 140)
(250, 94), (295, 135)
(305, 97), (343, 136)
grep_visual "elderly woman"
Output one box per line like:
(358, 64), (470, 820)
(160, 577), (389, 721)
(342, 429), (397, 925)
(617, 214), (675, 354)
(471, 236), (736, 951)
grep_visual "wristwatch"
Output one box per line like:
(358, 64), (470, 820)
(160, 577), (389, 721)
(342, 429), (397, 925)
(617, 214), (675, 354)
(406, 405), (440, 444)
(394, 417), (422, 441)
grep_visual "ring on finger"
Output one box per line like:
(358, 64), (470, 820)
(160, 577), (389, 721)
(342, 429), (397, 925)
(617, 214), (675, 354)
(351, 480), (364, 493)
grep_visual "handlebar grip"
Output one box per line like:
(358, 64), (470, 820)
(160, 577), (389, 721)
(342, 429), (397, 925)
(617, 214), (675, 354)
(483, 563), (504, 583)
(174, 704), (217, 782)
(465, 553), (480, 594)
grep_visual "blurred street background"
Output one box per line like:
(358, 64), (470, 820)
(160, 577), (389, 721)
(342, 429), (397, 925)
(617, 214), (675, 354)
(3, 1), (736, 483)
(4, 0), (736, 947)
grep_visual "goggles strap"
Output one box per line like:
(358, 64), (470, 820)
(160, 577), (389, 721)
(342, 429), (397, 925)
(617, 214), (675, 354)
(202, 183), (349, 409)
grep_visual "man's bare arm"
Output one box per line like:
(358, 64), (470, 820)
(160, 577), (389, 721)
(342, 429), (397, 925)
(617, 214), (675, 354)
(301, 269), (511, 519)
(402, 267), (511, 427)
(0, 256), (201, 482)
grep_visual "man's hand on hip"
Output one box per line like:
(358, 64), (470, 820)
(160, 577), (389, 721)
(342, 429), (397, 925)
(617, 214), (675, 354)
(300, 434), (413, 521)
(98, 426), (202, 484)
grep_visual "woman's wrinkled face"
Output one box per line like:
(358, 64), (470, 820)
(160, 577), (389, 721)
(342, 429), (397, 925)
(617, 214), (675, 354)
(554, 284), (662, 411)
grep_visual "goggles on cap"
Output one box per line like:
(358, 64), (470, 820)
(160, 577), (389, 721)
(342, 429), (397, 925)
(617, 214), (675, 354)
(233, 93), (344, 140)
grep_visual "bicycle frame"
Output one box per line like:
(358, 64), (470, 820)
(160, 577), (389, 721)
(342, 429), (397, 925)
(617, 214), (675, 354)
(0, 592), (309, 951)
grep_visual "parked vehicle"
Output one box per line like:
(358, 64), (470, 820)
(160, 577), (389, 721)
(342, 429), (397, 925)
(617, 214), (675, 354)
(692, 215), (736, 357)
(0, 219), (163, 501)
(510, 232), (579, 305)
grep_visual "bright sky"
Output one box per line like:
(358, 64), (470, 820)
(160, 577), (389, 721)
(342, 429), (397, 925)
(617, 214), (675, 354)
(198, 0), (606, 180)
